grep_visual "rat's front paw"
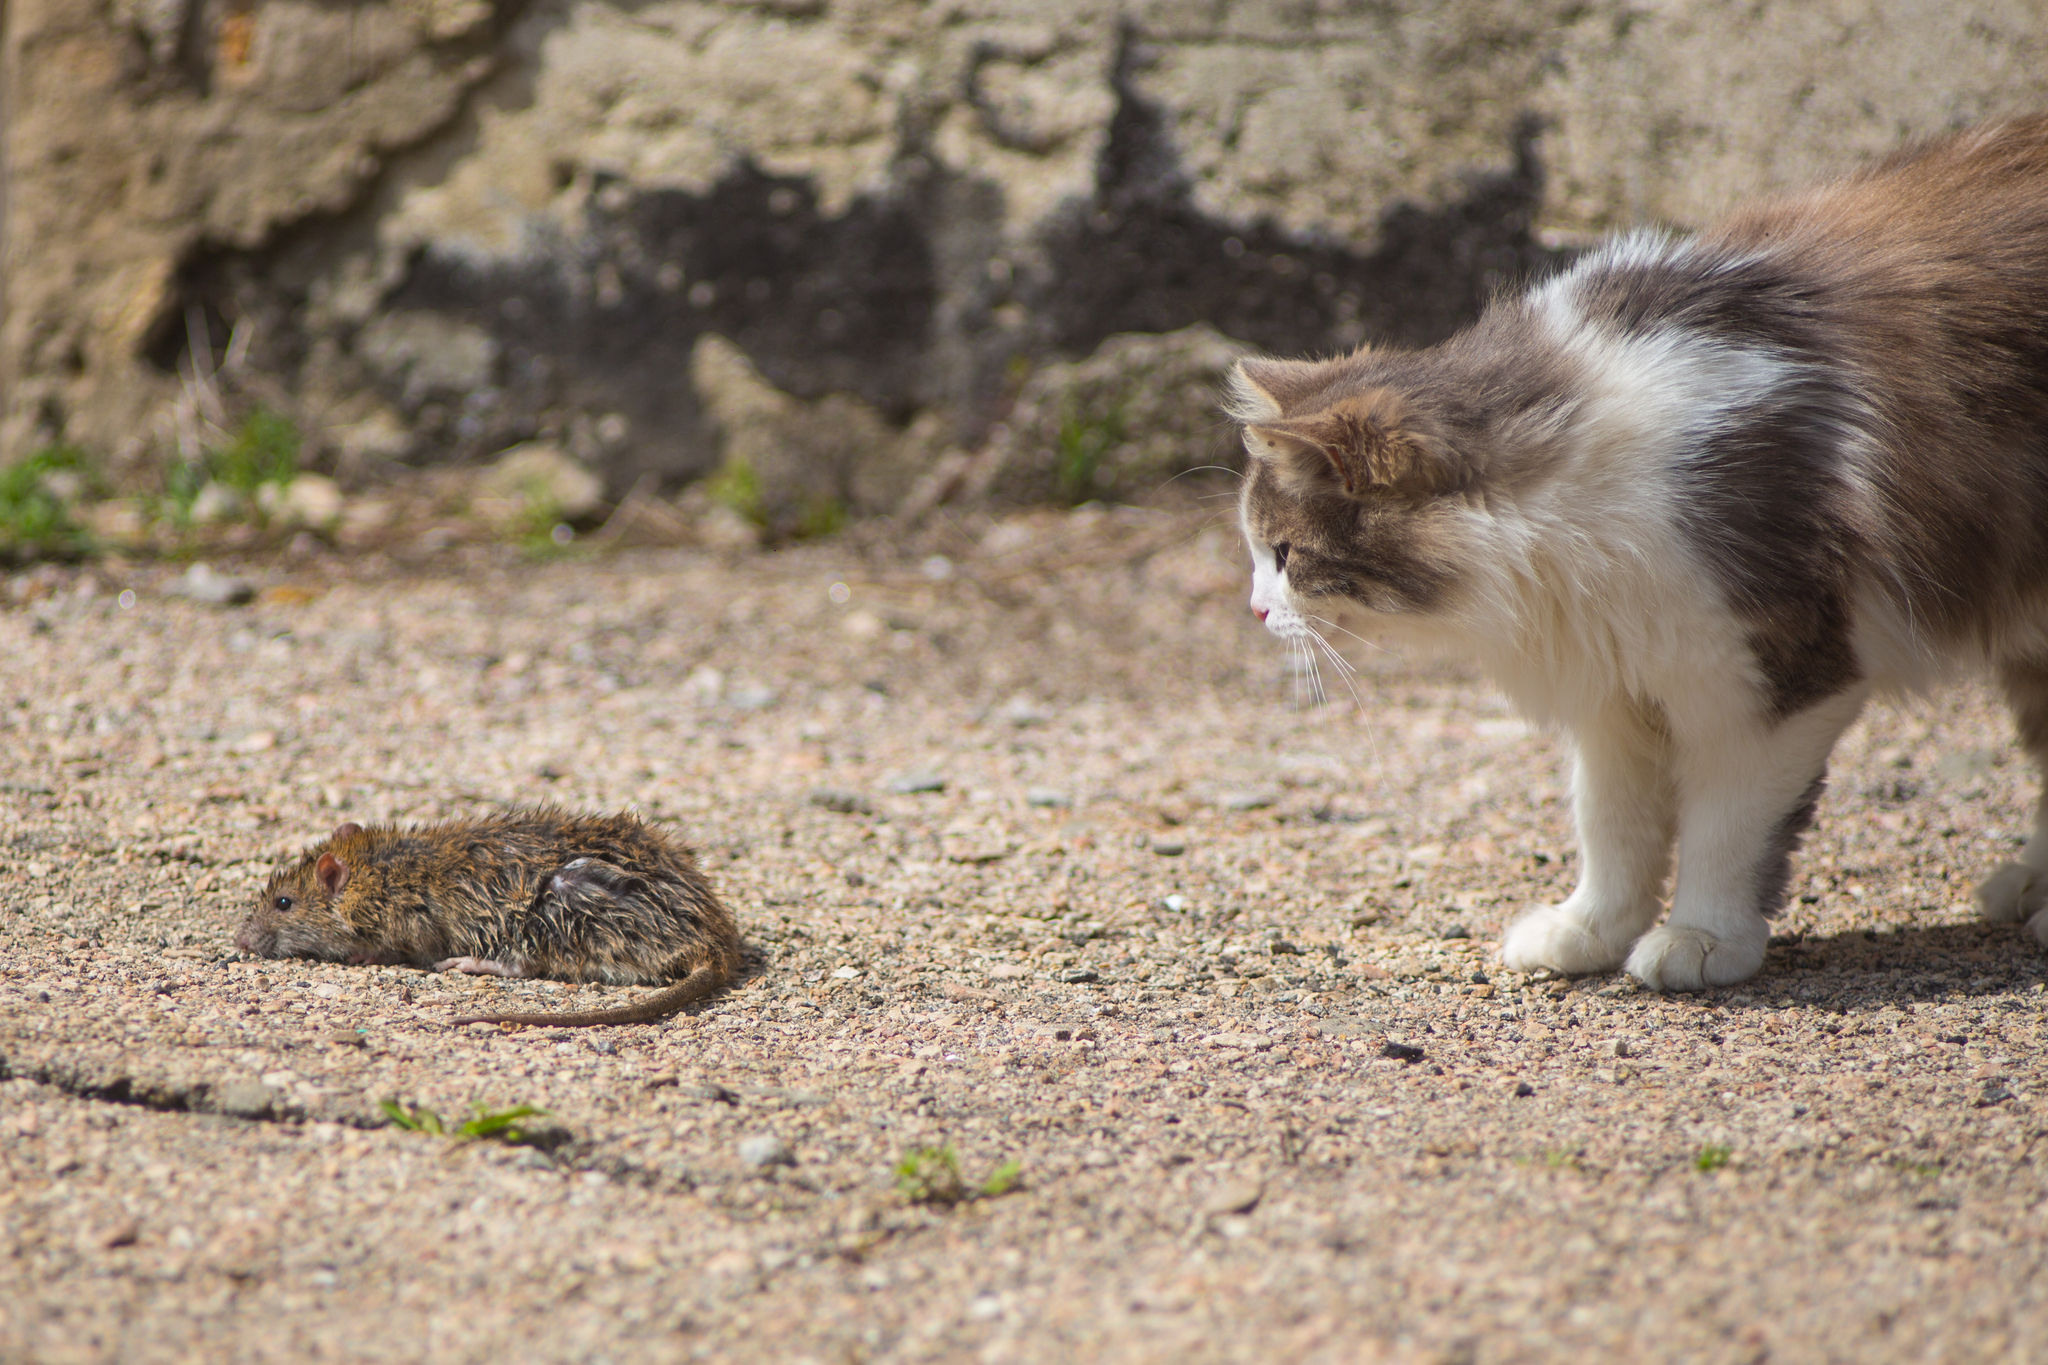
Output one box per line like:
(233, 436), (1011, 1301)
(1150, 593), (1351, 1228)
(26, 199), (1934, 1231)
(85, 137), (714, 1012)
(1500, 903), (1631, 976)
(434, 956), (525, 978)
(1624, 924), (1764, 992)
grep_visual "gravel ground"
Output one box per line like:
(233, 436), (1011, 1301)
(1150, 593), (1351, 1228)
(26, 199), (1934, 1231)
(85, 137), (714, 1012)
(1, 505), (2044, 1364)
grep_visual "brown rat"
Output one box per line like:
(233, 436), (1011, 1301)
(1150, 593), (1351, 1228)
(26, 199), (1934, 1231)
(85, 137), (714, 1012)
(236, 807), (741, 1026)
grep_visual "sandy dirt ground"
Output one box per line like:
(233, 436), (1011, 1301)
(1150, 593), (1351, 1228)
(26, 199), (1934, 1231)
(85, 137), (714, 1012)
(0, 505), (2043, 1364)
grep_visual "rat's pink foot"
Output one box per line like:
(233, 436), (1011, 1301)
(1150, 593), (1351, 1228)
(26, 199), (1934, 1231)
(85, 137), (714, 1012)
(434, 956), (527, 978)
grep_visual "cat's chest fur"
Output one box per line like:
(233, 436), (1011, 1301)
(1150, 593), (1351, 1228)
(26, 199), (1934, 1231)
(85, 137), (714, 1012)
(1232, 116), (2048, 991)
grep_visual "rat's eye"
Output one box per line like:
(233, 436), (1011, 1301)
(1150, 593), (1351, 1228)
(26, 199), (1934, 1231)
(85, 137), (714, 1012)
(274, 895), (295, 913)
(1272, 542), (1291, 573)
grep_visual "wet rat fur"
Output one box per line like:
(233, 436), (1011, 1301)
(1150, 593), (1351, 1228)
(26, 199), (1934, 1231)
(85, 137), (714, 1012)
(237, 808), (741, 1026)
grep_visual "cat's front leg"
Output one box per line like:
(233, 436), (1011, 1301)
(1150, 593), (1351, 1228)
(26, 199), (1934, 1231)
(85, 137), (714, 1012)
(1976, 659), (2048, 948)
(1502, 702), (1674, 976)
(1629, 688), (1866, 990)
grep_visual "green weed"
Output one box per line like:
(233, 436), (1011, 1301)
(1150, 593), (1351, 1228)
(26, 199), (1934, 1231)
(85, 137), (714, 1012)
(164, 406), (302, 523)
(894, 1144), (1023, 1206)
(1054, 404), (1126, 502)
(0, 445), (95, 557)
(380, 1099), (549, 1145)
(1693, 1143), (1734, 1172)
(705, 457), (764, 525)
(506, 479), (577, 559)
(209, 406), (301, 492)
(795, 494), (847, 540)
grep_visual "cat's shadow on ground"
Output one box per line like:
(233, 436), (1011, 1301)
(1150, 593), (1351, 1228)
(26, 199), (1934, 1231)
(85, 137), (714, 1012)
(1691, 919), (2044, 1009)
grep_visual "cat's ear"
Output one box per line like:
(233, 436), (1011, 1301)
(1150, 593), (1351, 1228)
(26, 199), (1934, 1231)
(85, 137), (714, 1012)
(1226, 357), (1329, 422)
(1246, 389), (1459, 497)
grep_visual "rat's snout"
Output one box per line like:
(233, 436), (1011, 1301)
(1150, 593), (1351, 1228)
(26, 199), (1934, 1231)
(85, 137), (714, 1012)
(234, 921), (261, 953)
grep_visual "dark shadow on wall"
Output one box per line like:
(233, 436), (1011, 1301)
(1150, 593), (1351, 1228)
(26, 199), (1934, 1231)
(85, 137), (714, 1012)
(386, 165), (940, 488)
(1034, 31), (1569, 365)
(144, 23), (1571, 495)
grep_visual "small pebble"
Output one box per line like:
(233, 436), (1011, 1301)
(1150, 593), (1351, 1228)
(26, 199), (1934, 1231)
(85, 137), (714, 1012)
(1026, 788), (1072, 808)
(1200, 1179), (1265, 1217)
(738, 1135), (796, 1169)
(1380, 1040), (1425, 1064)
(1441, 924), (1471, 941)
(165, 563), (255, 606)
(215, 1082), (277, 1120)
(888, 772), (946, 795)
(1512, 1080), (1536, 1098)
(808, 787), (873, 815)
(1150, 839), (1186, 857)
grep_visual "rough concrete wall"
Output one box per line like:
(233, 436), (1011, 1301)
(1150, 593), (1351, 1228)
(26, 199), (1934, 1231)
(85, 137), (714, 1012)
(6, 0), (2048, 500)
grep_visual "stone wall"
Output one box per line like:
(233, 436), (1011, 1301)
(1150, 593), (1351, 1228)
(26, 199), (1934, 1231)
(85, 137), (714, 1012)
(6, 0), (2048, 509)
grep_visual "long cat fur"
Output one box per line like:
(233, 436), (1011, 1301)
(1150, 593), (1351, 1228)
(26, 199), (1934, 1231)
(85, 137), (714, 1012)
(1231, 116), (2048, 990)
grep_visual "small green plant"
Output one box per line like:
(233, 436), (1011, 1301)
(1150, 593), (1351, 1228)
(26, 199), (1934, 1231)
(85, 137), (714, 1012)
(894, 1144), (1023, 1206)
(507, 480), (576, 559)
(980, 1157), (1023, 1197)
(795, 494), (847, 540)
(1514, 1146), (1582, 1172)
(705, 456), (764, 525)
(1693, 1143), (1734, 1172)
(0, 444), (95, 556)
(164, 406), (302, 524)
(1054, 404), (1126, 502)
(381, 1099), (549, 1145)
(209, 406), (301, 492)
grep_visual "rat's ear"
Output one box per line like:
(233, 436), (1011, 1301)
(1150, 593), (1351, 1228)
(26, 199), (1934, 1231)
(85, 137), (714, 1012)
(331, 822), (362, 842)
(315, 852), (351, 897)
(1245, 388), (1460, 497)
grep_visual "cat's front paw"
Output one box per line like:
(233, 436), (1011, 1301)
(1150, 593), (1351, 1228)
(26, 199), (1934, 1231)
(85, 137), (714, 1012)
(1976, 861), (2048, 924)
(1975, 863), (2048, 948)
(1500, 904), (1631, 976)
(1624, 925), (1764, 992)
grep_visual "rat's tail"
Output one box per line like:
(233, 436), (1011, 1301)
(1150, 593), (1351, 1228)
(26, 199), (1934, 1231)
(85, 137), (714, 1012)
(449, 960), (729, 1028)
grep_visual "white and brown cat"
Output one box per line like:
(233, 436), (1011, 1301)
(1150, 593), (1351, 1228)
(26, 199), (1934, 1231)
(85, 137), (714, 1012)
(1232, 116), (2048, 990)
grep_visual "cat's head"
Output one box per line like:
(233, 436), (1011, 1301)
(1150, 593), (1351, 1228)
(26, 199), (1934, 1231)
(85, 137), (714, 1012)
(1229, 352), (1470, 641)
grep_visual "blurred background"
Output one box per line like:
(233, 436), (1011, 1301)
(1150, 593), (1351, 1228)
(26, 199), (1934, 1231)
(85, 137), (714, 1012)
(4, 0), (2047, 554)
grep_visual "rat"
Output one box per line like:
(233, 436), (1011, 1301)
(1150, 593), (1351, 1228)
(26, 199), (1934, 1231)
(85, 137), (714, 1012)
(235, 807), (741, 1026)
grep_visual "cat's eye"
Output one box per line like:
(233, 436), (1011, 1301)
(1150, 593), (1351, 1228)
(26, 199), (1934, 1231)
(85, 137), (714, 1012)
(274, 895), (295, 912)
(1272, 542), (1291, 572)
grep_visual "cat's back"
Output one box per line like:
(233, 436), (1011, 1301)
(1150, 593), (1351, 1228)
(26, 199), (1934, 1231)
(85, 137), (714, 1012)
(1703, 117), (2048, 369)
(1513, 117), (2048, 677)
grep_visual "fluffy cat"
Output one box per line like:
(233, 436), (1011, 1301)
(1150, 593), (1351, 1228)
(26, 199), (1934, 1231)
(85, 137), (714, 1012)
(1231, 116), (2048, 991)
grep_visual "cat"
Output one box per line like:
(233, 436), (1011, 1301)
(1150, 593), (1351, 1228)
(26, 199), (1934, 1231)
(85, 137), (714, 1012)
(1230, 116), (2048, 991)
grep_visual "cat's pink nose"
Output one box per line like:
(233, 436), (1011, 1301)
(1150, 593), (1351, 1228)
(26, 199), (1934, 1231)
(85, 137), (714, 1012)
(1253, 607), (1269, 622)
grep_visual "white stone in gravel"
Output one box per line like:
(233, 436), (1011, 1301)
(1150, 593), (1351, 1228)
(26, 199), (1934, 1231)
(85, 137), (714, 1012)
(1026, 788), (1071, 808)
(1205, 1033), (1272, 1051)
(738, 1135), (795, 1168)
(166, 562), (255, 606)
(1200, 1178), (1264, 1217)
(832, 966), (862, 979)
(888, 772), (946, 794)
